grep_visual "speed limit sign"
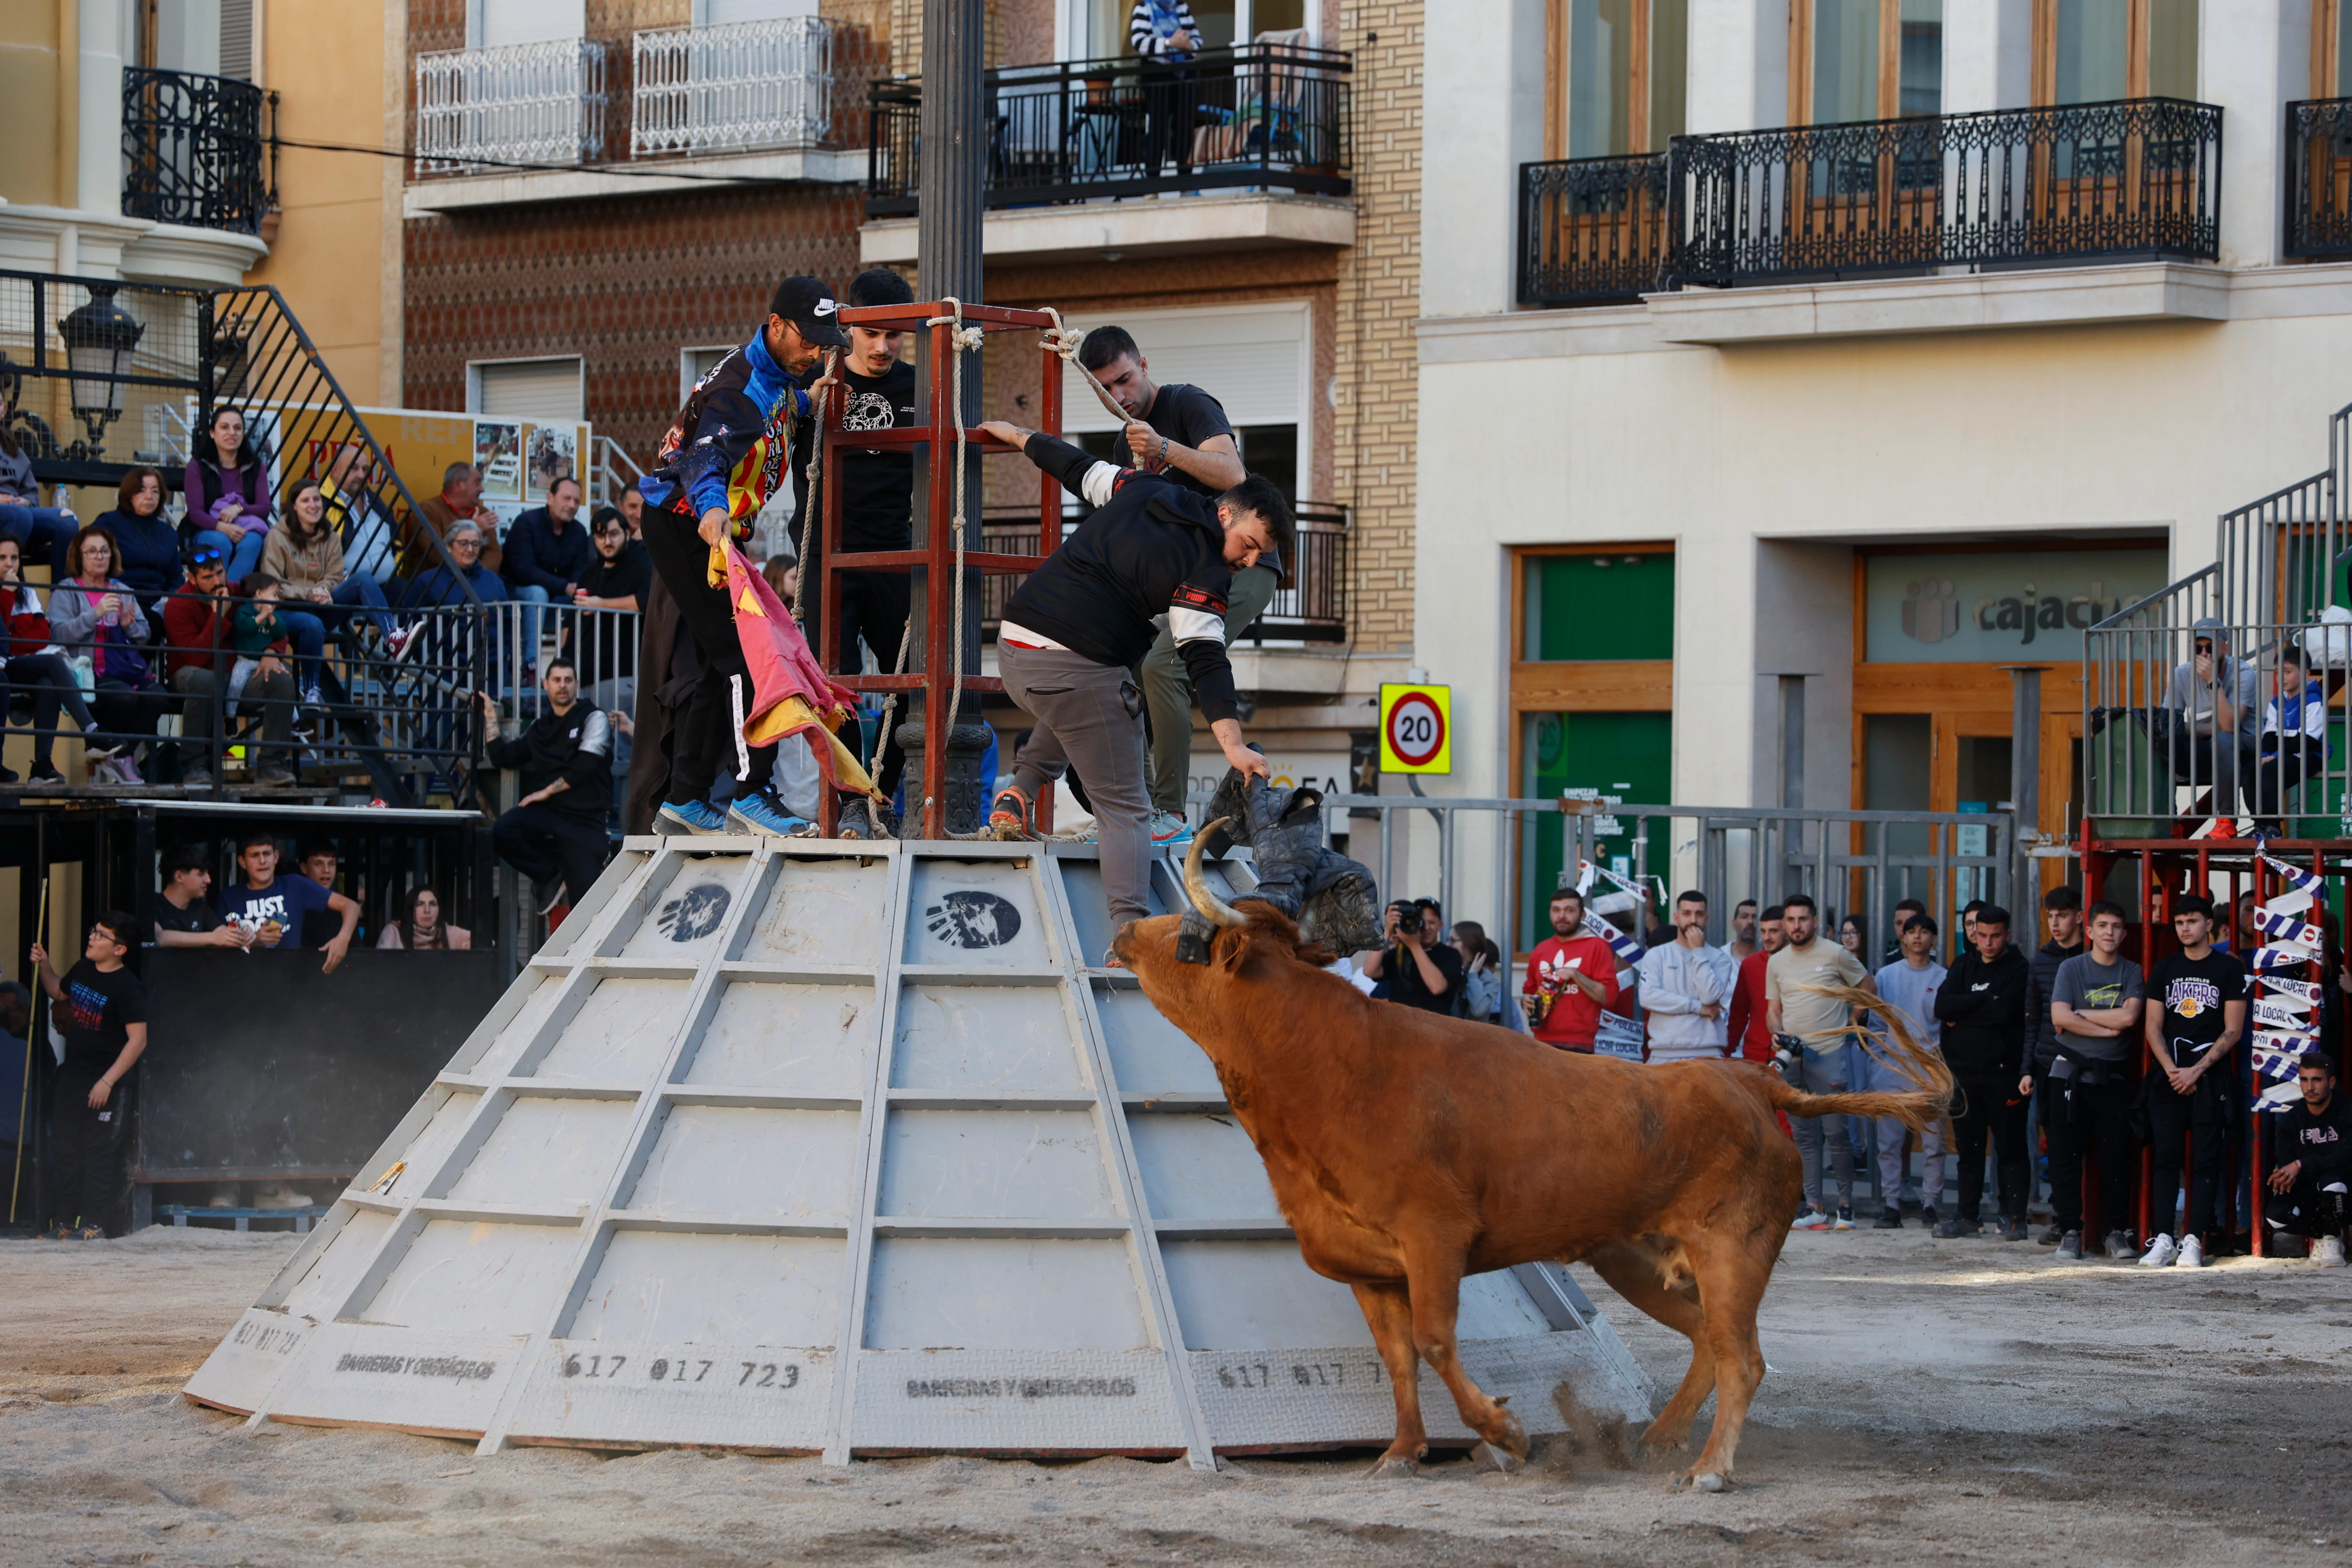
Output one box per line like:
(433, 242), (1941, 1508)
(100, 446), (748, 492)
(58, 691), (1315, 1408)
(1379, 683), (1451, 774)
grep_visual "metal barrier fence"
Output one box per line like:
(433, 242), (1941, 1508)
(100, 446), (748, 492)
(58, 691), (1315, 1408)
(1327, 794), (2012, 966)
(1518, 151), (1671, 307)
(867, 43), (1352, 215)
(631, 15), (833, 158)
(414, 36), (611, 173)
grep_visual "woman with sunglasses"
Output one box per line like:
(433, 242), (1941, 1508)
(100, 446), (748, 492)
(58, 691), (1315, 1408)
(0, 385), (79, 578)
(0, 534), (115, 784)
(262, 478), (411, 662)
(92, 465), (184, 607)
(183, 406), (270, 583)
(45, 525), (168, 781)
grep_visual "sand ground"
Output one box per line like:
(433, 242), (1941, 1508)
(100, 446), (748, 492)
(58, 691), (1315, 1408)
(2, 1223), (2348, 1566)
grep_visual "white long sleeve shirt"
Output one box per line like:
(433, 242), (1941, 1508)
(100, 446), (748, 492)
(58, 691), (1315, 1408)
(1637, 939), (1739, 1061)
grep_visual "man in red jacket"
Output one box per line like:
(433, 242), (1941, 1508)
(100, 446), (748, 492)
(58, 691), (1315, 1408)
(1724, 902), (1788, 1062)
(162, 547), (295, 788)
(1522, 888), (1622, 1052)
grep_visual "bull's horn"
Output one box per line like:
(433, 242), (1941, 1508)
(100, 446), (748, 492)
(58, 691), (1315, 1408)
(1184, 822), (1249, 929)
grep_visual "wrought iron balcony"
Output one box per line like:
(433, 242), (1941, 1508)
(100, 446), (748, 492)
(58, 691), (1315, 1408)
(2286, 97), (2352, 259)
(121, 66), (272, 234)
(1518, 96), (2223, 306)
(866, 44), (1351, 215)
(982, 502), (1349, 642)
(631, 16), (834, 158)
(414, 37), (609, 175)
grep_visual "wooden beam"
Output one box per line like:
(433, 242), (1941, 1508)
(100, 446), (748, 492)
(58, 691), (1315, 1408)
(1509, 660), (1675, 712)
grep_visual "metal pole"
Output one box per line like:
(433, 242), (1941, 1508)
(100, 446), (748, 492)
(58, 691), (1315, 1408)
(2003, 665), (2046, 915)
(902, 0), (991, 837)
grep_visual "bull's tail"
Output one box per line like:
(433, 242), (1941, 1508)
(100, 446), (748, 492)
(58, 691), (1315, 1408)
(1762, 984), (1953, 1136)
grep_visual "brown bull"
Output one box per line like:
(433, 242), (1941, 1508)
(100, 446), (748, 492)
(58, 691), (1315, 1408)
(1109, 834), (1951, 1489)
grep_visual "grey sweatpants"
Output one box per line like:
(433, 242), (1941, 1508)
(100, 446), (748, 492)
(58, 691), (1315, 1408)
(1141, 562), (1278, 815)
(999, 641), (1152, 929)
(1791, 1049), (1854, 1211)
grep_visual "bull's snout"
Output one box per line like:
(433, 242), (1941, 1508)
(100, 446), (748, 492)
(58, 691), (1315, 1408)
(1110, 921), (1139, 967)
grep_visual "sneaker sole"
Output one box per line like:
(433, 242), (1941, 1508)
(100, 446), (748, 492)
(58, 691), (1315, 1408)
(725, 810), (809, 838)
(656, 810), (729, 836)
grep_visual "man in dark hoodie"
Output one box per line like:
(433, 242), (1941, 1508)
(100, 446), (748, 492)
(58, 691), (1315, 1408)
(2265, 1052), (2350, 1265)
(2022, 884), (2085, 1242)
(1934, 903), (2034, 1239)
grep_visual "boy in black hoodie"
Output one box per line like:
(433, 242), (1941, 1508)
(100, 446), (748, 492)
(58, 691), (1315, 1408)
(1933, 903), (2034, 1239)
(2022, 884), (2085, 1242)
(2265, 1053), (2350, 1265)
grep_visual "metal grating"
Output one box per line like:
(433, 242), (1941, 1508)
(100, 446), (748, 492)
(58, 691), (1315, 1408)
(187, 838), (1652, 1464)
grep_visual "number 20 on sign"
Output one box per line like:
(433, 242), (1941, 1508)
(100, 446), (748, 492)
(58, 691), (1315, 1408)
(1379, 684), (1451, 775)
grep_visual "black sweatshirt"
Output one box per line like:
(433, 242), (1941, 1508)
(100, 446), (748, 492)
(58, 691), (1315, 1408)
(2024, 937), (2085, 1074)
(486, 703), (612, 821)
(2277, 1094), (2352, 1188)
(1933, 944), (2034, 1079)
(999, 432), (1240, 723)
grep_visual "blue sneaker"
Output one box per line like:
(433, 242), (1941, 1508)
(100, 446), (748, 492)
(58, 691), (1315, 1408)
(725, 790), (811, 837)
(1149, 810), (1193, 847)
(657, 799), (728, 836)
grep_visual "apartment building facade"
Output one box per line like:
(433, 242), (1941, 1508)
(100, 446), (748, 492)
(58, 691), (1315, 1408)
(1413, 0), (2352, 944)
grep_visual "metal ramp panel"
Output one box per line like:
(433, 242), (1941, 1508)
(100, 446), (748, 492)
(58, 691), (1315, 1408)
(187, 838), (1653, 1465)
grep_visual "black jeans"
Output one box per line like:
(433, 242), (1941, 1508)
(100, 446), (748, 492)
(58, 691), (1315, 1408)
(47, 1069), (131, 1234)
(5, 652), (98, 763)
(639, 509), (774, 804)
(492, 801), (610, 904)
(2044, 1069), (2138, 1236)
(2271, 1182), (2349, 1240)
(1951, 1074), (2031, 1223)
(2146, 1075), (2233, 1239)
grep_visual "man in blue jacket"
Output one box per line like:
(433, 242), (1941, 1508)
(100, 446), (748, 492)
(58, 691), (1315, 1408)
(502, 474), (594, 673)
(637, 276), (843, 837)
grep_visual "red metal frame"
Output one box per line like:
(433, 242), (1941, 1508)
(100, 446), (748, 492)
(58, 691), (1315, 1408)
(2081, 822), (2339, 1259)
(814, 301), (1067, 840)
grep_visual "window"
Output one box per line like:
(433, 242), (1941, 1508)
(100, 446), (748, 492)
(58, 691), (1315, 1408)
(1791, 0), (1943, 124)
(697, 0), (819, 21)
(469, 357), (585, 422)
(471, 0), (587, 49)
(2034, 0), (2198, 104)
(1551, 0), (1688, 160)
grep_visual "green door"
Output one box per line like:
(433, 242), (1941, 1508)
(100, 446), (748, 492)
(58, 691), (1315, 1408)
(1519, 710), (1673, 950)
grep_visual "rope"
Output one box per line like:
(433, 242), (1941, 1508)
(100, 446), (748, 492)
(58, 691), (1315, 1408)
(792, 373), (830, 627)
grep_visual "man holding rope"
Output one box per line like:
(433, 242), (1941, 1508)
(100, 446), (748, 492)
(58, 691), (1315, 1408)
(976, 417), (1287, 958)
(1075, 327), (1278, 845)
(637, 276), (843, 837)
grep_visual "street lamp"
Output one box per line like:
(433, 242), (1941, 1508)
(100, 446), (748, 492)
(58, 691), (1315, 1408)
(58, 285), (145, 451)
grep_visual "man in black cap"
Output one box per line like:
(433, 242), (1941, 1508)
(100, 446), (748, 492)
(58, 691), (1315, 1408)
(637, 276), (843, 836)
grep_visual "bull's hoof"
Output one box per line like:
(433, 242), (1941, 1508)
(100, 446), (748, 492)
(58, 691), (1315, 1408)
(1488, 1406), (1531, 1461)
(1366, 1454), (1420, 1481)
(1470, 1441), (1526, 1475)
(1692, 1471), (1730, 1494)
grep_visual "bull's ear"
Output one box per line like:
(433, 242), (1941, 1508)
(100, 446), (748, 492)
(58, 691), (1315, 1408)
(1214, 925), (1254, 974)
(1292, 939), (1334, 967)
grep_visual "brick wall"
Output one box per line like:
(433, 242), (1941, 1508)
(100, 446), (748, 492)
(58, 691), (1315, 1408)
(1327, 2), (1421, 657)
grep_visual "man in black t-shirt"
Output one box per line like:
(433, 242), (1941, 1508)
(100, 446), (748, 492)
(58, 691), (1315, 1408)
(152, 843), (249, 949)
(1076, 325), (1280, 838)
(2139, 893), (2247, 1269)
(1361, 899), (1464, 1016)
(2265, 1053), (2350, 1264)
(790, 268), (918, 838)
(32, 913), (149, 1237)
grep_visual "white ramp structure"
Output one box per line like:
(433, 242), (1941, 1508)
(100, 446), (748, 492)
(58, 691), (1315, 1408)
(188, 838), (1653, 1464)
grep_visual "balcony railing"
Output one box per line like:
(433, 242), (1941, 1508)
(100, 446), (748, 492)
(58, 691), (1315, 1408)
(1519, 152), (1671, 307)
(414, 37), (609, 174)
(631, 15), (833, 158)
(980, 502), (1349, 642)
(2287, 97), (2352, 258)
(1519, 96), (2223, 306)
(867, 44), (1351, 215)
(122, 66), (273, 235)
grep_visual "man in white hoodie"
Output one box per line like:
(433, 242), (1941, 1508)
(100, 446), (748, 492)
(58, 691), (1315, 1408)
(1638, 890), (1740, 1063)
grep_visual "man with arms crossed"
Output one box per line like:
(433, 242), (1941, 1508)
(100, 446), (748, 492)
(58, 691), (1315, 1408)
(1769, 892), (1873, 1229)
(1933, 903), (2034, 1240)
(2040, 899), (2145, 1261)
(2138, 893), (2246, 1268)
(1075, 327), (1276, 845)
(1861, 913), (1946, 1228)
(973, 418), (1284, 958)
(1638, 889), (1737, 1063)
(1522, 887), (1623, 1053)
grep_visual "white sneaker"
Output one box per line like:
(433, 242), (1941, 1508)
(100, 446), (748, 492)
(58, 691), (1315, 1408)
(1790, 1206), (1830, 1230)
(2178, 1233), (2207, 1269)
(2139, 1233), (2179, 1268)
(2315, 1236), (2348, 1267)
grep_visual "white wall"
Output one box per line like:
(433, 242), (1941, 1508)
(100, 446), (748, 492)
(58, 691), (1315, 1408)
(2205, 0), (2312, 271)
(1685, 0), (1788, 135)
(1941, 0), (2032, 113)
(1418, 0), (1547, 318)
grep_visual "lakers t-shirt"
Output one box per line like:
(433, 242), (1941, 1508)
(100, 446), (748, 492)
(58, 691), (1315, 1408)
(2147, 950), (2245, 1065)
